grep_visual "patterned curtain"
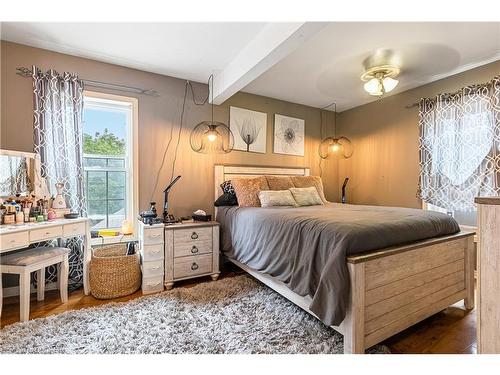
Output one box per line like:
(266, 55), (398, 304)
(418, 75), (500, 212)
(32, 66), (87, 288)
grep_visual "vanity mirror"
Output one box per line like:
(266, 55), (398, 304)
(0, 149), (43, 198)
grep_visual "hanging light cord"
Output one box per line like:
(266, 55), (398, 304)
(149, 74), (213, 201)
(318, 101), (337, 177)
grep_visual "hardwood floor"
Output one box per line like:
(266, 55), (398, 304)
(0, 264), (477, 354)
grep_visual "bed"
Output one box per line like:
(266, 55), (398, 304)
(214, 165), (475, 354)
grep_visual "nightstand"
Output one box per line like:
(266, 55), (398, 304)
(164, 221), (220, 290)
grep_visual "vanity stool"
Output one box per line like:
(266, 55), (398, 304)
(0, 247), (70, 322)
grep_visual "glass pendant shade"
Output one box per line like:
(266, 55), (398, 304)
(190, 121), (234, 154)
(363, 78), (383, 96)
(318, 136), (353, 159)
(382, 76), (399, 92)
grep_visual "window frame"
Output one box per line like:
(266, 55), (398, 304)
(83, 91), (139, 240)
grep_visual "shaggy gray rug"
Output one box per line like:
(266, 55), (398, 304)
(0, 275), (389, 354)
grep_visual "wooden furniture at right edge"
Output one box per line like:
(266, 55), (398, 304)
(475, 197), (500, 354)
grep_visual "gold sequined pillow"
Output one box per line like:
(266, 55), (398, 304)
(231, 176), (270, 207)
(290, 176), (328, 203)
(266, 176), (294, 191)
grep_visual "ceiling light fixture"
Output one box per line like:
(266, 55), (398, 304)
(360, 65), (400, 97)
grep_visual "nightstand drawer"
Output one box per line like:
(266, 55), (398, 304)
(141, 244), (164, 262)
(0, 232), (29, 252)
(30, 226), (63, 242)
(174, 239), (212, 258)
(142, 259), (164, 277)
(173, 254), (212, 279)
(142, 227), (164, 245)
(142, 275), (164, 294)
(174, 227), (211, 248)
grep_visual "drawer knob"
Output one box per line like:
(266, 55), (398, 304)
(191, 262), (199, 271)
(191, 232), (198, 239)
(191, 246), (199, 254)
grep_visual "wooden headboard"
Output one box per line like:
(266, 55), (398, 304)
(214, 164), (310, 202)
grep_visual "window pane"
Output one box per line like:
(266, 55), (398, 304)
(107, 158), (125, 168)
(83, 108), (127, 156)
(88, 200), (107, 229)
(87, 171), (107, 200)
(84, 157), (107, 168)
(108, 199), (126, 228)
(108, 171), (125, 199)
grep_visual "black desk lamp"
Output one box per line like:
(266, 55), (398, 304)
(163, 175), (181, 223)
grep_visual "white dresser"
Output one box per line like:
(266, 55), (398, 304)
(138, 221), (165, 294)
(138, 220), (220, 294)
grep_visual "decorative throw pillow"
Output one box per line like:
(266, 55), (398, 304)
(266, 176), (295, 191)
(290, 176), (328, 203)
(231, 176), (270, 207)
(289, 187), (324, 206)
(214, 193), (238, 207)
(258, 190), (297, 208)
(220, 180), (236, 195)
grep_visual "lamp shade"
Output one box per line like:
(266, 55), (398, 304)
(318, 136), (353, 159)
(190, 121), (234, 154)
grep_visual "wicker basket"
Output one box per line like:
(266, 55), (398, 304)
(89, 243), (141, 299)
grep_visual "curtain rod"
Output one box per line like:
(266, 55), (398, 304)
(16, 67), (159, 97)
(406, 81), (494, 109)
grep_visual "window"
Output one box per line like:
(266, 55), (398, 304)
(83, 92), (138, 234)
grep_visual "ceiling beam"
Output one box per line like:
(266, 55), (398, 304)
(211, 22), (327, 105)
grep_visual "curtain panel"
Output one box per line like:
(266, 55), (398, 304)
(418, 75), (500, 212)
(32, 66), (87, 287)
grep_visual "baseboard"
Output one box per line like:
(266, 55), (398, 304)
(2, 282), (58, 298)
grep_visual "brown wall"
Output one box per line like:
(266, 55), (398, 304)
(0, 41), (338, 217)
(337, 60), (500, 209)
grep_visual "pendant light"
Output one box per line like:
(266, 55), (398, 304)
(318, 103), (353, 159)
(190, 76), (234, 154)
(360, 65), (400, 97)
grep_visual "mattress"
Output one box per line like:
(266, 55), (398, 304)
(217, 203), (460, 326)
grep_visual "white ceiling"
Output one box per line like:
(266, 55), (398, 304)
(243, 22), (500, 111)
(0, 22), (267, 82)
(2, 22), (499, 111)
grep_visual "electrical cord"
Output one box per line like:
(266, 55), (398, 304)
(318, 102), (337, 178)
(149, 75), (213, 201)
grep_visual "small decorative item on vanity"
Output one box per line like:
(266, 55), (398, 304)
(52, 182), (67, 209)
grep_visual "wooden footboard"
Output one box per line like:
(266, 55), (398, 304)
(226, 231), (475, 354)
(345, 231), (475, 353)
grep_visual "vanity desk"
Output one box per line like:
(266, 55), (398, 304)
(0, 218), (92, 295)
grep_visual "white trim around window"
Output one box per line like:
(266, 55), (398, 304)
(83, 90), (139, 239)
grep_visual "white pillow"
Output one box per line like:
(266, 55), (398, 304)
(289, 187), (324, 206)
(258, 190), (297, 208)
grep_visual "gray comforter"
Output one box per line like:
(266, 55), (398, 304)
(217, 203), (460, 326)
